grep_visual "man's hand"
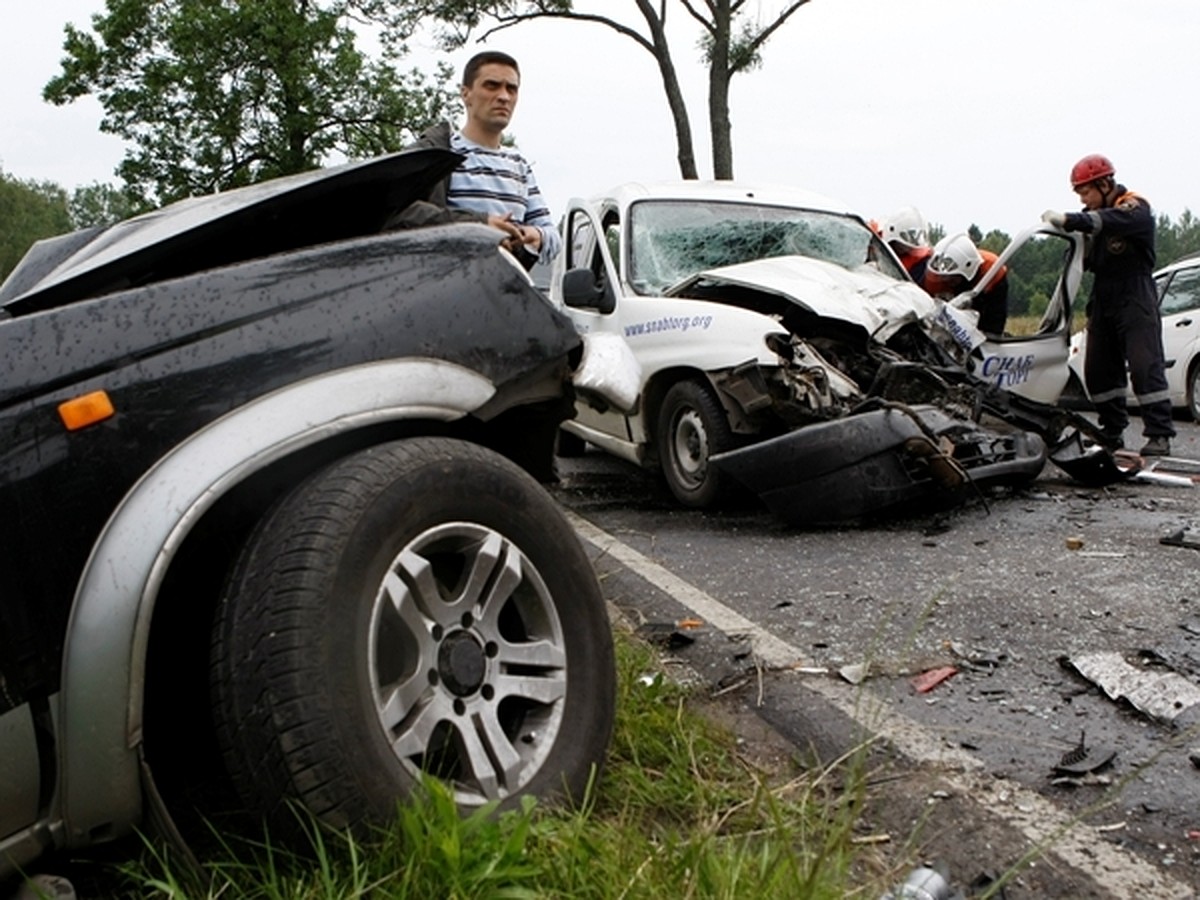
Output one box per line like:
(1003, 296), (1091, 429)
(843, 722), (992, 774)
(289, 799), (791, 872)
(1041, 209), (1066, 228)
(486, 213), (522, 241)
(488, 214), (542, 256)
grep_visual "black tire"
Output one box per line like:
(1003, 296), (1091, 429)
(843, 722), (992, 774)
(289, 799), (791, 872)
(556, 428), (587, 457)
(210, 437), (614, 834)
(1188, 360), (1200, 423)
(656, 380), (736, 508)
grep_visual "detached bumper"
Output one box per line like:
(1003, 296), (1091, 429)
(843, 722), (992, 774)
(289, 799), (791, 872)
(712, 404), (1046, 526)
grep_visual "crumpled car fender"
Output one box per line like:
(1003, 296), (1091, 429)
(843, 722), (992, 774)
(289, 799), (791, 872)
(572, 332), (642, 414)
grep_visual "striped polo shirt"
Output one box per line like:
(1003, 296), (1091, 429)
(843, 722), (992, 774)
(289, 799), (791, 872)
(447, 132), (561, 262)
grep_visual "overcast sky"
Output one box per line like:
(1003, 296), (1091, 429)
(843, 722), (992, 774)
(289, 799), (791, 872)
(4, 1), (1198, 239)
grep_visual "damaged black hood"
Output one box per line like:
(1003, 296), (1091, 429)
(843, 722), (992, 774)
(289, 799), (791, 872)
(0, 148), (463, 315)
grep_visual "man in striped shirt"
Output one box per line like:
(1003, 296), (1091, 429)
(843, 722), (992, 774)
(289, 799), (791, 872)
(403, 51), (561, 269)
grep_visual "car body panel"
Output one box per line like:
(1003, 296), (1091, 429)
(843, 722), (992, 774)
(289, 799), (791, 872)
(1067, 252), (1200, 417)
(62, 359), (500, 842)
(669, 254), (938, 341)
(549, 183), (1089, 518)
(964, 225), (1085, 404)
(0, 149), (460, 314)
(0, 151), (596, 877)
(550, 184), (922, 466)
(0, 707), (41, 835)
(1157, 258), (1200, 413)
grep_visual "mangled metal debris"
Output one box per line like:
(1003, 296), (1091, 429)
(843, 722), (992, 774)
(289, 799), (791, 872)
(1063, 650), (1200, 726)
(1161, 527), (1200, 551)
(1052, 730), (1117, 776)
(713, 404), (1048, 525)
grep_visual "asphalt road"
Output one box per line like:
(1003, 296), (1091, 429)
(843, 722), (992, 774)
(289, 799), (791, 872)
(551, 417), (1200, 899)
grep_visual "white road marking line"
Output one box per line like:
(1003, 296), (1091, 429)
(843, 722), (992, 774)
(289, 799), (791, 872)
(568, 510), (1194, 899)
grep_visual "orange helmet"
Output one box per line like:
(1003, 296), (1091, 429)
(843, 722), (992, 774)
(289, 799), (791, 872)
(1070, 154), (1115, 188)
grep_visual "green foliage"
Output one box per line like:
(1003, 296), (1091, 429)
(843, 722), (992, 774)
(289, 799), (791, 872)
(43, 0), (459, 207)
(1157, 209), (1200, 267)
(0, 170), (73, 281)
(70, 181), (141, 228)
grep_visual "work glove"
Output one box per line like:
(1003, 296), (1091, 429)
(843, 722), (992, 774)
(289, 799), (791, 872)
(1041, 209), (1066, 228)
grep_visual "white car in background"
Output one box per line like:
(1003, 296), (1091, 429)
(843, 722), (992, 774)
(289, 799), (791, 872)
(547, 181), (1104, 524)
(1068, 253), (1200, 422)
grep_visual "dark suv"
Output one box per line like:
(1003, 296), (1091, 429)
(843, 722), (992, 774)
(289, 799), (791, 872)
(0, 149), (615, 879)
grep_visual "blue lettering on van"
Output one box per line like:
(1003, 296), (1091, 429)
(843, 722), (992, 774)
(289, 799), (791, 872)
(981, 353), (1035, 388)
(624, 314), (713, 338)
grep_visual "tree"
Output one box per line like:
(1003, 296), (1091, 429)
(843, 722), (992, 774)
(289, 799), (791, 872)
(1157, 209), (1200, 266)
(0, 171), (73, 282)
(70, 182), (138, 229)
(401, 0), (812, 180)
(44, 0), (460, 207)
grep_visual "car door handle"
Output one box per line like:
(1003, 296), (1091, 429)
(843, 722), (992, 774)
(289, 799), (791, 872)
(1175, 318), (1192, 327)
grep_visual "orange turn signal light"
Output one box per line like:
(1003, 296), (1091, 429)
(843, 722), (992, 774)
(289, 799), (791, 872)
(58, 390), (116, 431)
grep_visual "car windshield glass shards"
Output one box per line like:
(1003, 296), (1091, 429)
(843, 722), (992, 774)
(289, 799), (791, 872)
(627, 199), (904, 294)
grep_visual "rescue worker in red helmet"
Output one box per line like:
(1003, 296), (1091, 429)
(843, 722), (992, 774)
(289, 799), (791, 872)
(1042, 154), (1174, 456)
(879, 206), (933, 283)
(925, 232), (1009, 335)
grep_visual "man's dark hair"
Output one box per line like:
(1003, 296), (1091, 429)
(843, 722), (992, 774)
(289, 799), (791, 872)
(462, 51), (520, 87)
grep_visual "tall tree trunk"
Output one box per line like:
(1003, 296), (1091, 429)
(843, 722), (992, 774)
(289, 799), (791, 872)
(635, 0), (697, 179)
(707, 0), (733, 179)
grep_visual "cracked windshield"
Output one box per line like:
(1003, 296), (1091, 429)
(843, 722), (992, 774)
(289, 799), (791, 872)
(628, 200), (905, 294)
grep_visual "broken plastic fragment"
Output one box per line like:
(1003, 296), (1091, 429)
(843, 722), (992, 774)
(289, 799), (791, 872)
(839, 662), (869, 685)
(1133, 469), (1195, 488)
(911, 666), (957, 693)
(1161, 528), (1200, 551)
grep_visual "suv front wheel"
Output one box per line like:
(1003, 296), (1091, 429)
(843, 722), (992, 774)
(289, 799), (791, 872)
(210, 437), (615, 833)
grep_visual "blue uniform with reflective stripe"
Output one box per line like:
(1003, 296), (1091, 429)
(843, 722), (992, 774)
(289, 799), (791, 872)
(1063, 187), (1174, 440)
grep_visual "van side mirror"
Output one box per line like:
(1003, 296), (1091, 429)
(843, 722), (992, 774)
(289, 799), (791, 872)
(562, 267), (615, 314)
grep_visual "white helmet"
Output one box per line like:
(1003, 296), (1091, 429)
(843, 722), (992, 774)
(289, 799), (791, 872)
(928, 233), (983, 281)
(881, 206), (929, 250)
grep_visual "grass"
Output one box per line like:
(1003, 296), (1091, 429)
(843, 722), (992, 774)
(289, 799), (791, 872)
(107, 631), (900, 899)
(1005, 310), (1088, 336)
(1005, 313), (1043, 336)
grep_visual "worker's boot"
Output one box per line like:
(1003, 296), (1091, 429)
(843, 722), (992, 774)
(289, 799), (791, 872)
(1139, 436), (1171, 457)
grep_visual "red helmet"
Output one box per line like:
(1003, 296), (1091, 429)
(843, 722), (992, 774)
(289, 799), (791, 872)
(1070, 154), (1115, 188)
